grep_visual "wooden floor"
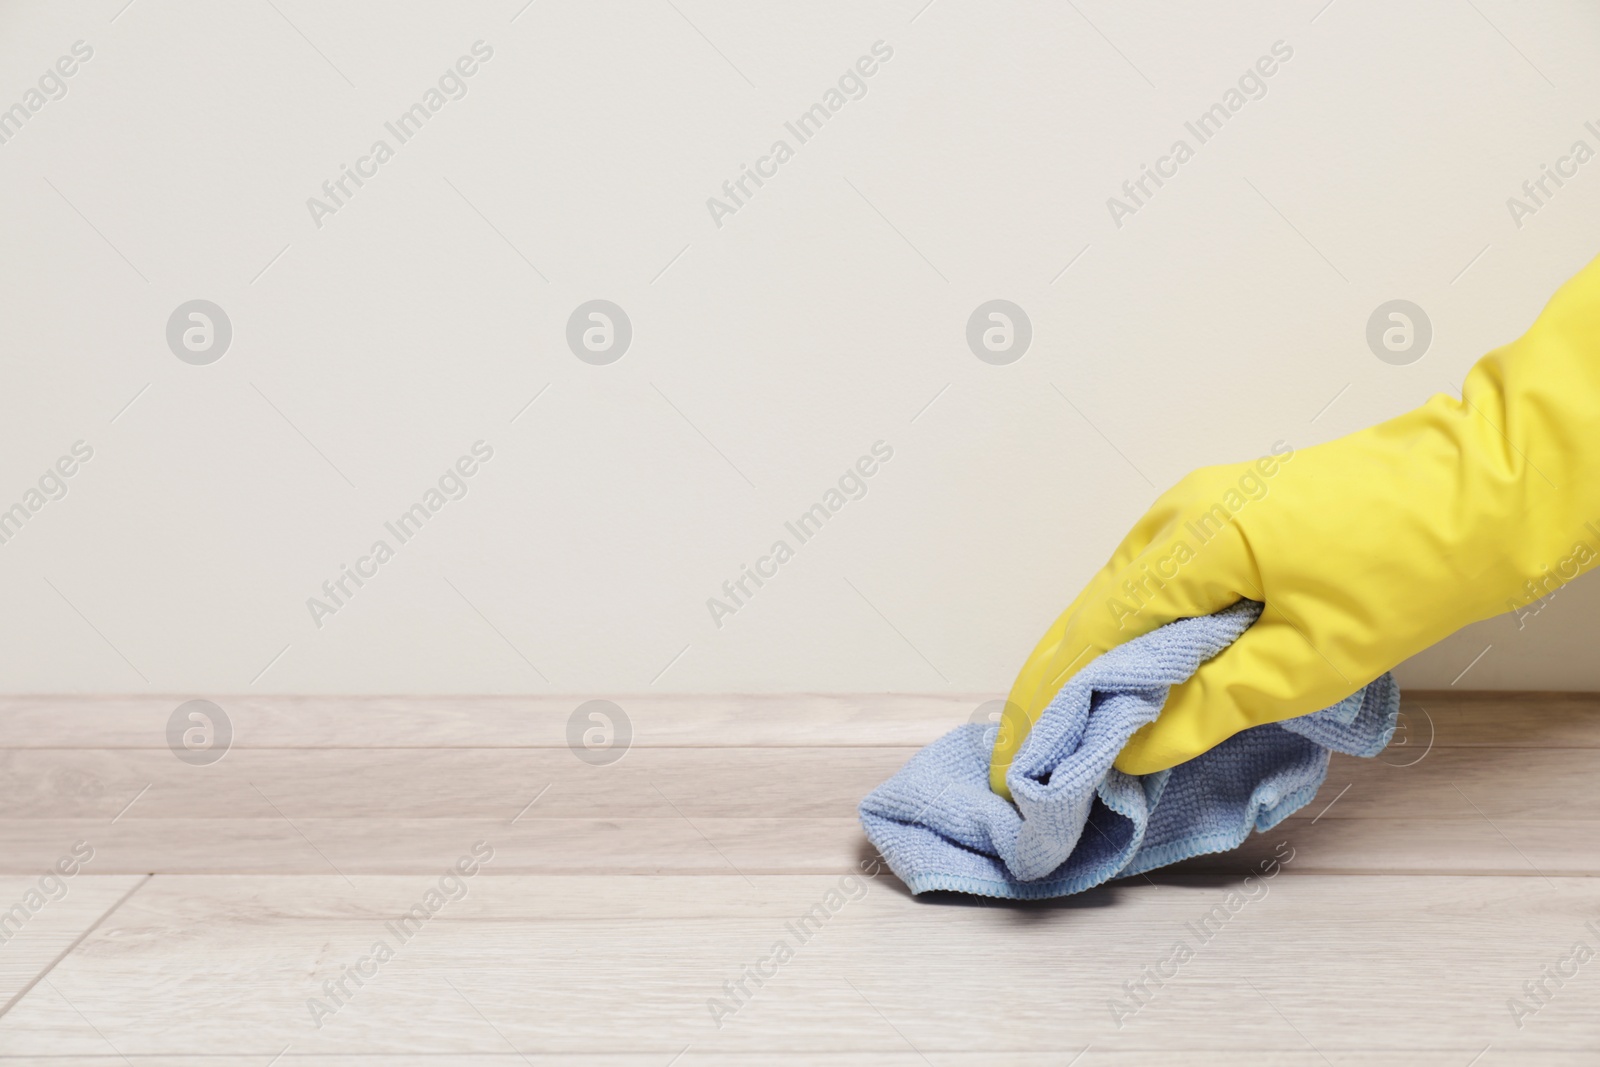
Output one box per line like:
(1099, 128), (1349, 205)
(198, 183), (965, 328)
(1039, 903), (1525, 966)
(0, 692), (1594, 1064)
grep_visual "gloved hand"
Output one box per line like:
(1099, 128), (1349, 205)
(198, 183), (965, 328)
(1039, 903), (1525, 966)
(990, 252), (1600, 798)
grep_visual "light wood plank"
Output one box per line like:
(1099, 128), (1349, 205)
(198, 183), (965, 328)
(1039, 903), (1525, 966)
(0, 747), (908, 821)
(0, 811), (1593, 878)
(2, 693), (1596, 1059)
(0, 742), (1591, 822)
(0, 874), (144, 1014)
(0, 874), (1595, 1057)
(0, 1056), (1584, 1066)
(0, 694), (993, 749)
(1401, 691), (1600, 747)
(0, 734), (1591, 878)
(0, 817), (861, 876)
(3, 691), (1592, 749)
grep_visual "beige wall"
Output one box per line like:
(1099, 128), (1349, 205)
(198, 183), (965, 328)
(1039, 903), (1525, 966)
(0, 0), (1597, 694)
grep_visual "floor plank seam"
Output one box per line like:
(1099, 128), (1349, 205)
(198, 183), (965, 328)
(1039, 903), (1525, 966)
(0, 873), (151, 1021)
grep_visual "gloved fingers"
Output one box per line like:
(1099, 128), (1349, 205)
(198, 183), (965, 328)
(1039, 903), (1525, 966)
(1025, 512), (1263, 712)
(1111, 604), (1362, 775)
(987, 593), (1094, 795)
(989, 496), (1262, 795)
(990, 503), (1174, 770)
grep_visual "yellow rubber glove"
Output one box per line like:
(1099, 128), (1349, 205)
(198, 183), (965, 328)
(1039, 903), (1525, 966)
(990, 252), (1600, 798)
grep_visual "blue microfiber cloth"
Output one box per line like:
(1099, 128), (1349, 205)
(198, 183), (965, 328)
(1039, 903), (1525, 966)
(858, 600), (1399, 899)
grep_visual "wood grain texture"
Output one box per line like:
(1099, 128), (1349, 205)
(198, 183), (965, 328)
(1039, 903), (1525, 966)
(0, 739), (1592, 874)
(0, 874), (1595, 1058)
(1, 690), (1589, 748)
(0, 694), (991, 749)
(0, 875), (144, 1014)
(0, 743), (1591, 823)
(0, 1057), (1589, 1066)
(0, 692), (1592, 1062)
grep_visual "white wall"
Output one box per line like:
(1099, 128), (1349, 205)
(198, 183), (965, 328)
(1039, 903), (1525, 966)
(1, 0), (1598, 695)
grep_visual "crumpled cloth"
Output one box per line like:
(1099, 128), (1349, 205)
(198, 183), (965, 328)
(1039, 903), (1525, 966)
(858, 600), (1399, 899)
